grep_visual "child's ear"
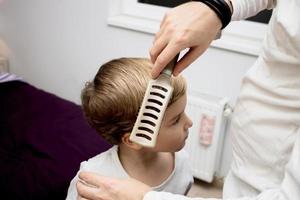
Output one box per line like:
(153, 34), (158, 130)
(121, 133), (142, 150)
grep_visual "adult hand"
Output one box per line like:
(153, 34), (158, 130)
(150, 1), (222, 79)
(76, 171), (151, 200)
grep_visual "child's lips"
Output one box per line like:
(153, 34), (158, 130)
(184, 132), (189, 140)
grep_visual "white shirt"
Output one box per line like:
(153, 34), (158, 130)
(66, 146), (194, 199)
(144, 0), (300, 199)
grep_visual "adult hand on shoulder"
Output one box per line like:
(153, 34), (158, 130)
(150, 1), (222, 79)
(76, 171), (151, 200)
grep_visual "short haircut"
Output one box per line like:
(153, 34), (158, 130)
(81, 58), (186, 144)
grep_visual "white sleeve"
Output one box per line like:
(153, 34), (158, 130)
(144, 191), (206, 200)
(231, 0), (276, 21)
(143, 130), (300, 200)
(65, 161), (88, 200)
(65, 174), (79, 200)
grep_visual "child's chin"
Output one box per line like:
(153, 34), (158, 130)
(175, 142), (186, 152)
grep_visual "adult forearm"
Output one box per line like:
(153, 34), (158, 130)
(231, 0), (275, 21)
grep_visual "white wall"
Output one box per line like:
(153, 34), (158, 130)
(0, 0), (257, 178)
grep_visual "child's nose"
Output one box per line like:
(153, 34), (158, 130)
(187, 117), (193, 128)
(184, 113), (193, 130)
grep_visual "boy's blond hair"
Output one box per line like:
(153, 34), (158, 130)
(81, 58), (186, 144)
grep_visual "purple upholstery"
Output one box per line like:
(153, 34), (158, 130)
(0, 81), (111, 200)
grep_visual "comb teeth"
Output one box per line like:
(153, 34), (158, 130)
(130, 75), (173, 147)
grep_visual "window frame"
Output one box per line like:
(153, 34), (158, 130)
(107, 0), (268, 56)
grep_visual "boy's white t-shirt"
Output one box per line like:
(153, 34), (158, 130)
(66, 145), (194, 200)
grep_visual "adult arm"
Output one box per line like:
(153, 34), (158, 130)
(77, 130), (300, 200)
(144, 128), (300, 200)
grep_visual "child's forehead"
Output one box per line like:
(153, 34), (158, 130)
(164, 94), (186, 119)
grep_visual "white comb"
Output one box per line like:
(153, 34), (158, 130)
(130, 54), (179, 147)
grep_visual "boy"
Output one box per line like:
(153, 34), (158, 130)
(66, 58), (193, 199)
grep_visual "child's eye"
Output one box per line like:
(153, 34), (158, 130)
(173, 115), (181, 125)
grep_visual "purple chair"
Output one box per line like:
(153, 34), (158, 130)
(0, 81), (112, 200)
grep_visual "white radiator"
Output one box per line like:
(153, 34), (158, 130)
(184, 92), (231, 182)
